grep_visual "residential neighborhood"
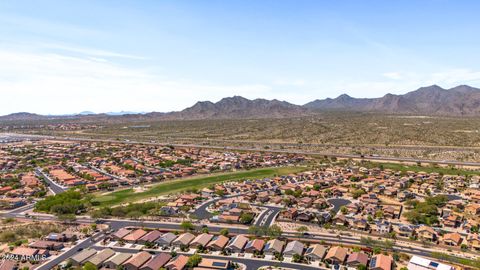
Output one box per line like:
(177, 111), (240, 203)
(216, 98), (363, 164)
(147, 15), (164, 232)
(0, 137), (479, 270)
(2, 1), (480, 269)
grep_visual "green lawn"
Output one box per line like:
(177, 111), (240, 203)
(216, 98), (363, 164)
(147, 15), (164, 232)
(94, 166), (308, 207)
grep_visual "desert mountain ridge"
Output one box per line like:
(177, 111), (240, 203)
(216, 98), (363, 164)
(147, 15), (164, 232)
(1, 84), (480, 121)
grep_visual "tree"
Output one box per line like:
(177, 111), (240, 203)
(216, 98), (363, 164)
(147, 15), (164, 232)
(81, 227), (90, 235)
(248, 226), (265, 237)
(181, 220), (195, 231)
(111, 207), (126, 217)
(267, 225), (283, 238)
(35, 190), (89, 214)
(404, 195), (447, 225)
(292, 253), (303, 263)
(340, 206), (348, 214)
(83, 262), (98, 270)
(57, 214), (77, 224)
(127, 211), (142, 219)
(367, 215), (374, 223)
(219, 228), (229, 236)
(180, 244), (189, 252)
(187, 254), (202, 268)
(351, 189), (366, 199)
(375, 210), (384, 219)
(358, 264), (367, 270)
(196, 244), (206, 253)
(240, 212), (254, 224)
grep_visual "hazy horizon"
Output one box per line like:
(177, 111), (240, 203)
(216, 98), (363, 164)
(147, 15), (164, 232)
(2, 83), (479, 116)
(1, 1), (480, 115)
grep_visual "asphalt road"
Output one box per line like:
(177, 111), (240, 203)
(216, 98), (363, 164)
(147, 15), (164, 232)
(1, 211), (463, 269)
(327, 198), (351, 213)
(0, 133), (475, 269)
(101, 218), (436, 258)
(253, 206), (281, 227)
(35, 168), (67, 195)
(36, 232), (105, 270)
(1, 204), (36, 219)
(192, 196), (230, 220)
(192, 194), (282, 228)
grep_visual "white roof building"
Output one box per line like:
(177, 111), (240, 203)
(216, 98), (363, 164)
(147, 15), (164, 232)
(407, 256), (454, 270)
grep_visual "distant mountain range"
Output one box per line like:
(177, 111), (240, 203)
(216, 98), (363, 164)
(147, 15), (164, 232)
(1, 85), (480, 121)
(304, 85), (480, 115)
(164, 96), (307, 120)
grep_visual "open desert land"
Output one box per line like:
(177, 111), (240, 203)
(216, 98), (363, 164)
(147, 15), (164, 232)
(6, 113), (480, 163)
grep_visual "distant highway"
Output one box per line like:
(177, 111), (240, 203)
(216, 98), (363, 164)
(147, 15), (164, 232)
(9, 133), (480, 167)
(159, 136), (480, 152)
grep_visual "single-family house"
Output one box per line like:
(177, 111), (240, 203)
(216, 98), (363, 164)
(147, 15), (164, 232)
(324, 246), (347, 265)
(346, 252), (369, 268)
(140, 253), (172, 270)
(165, 255), (189, 270)
(156, 233), (178, 248)
(225, 234), (248, 253)
(304, 244), (327, 262)
(206, 235), (229, 251)
(122, 251), (151, 270)
(263, 239), (285, 256)
(369, 254), (392, 270)
(190, 233), (214, 248)
(283, 241), (304, 257)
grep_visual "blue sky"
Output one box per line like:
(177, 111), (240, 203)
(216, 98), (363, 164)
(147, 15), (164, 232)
(1, 0), (479, 115)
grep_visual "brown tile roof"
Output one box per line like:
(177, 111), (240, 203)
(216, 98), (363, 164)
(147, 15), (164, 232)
(140, 253), (171, 270)
(325, 246), (347, 262)
(371, 254), (392, 270)
(165, 255), (189, 270)
(139, 230), (162, 243)
(347, 252), (369, 265)
(123, 251), (151, 268)
(112, 228), (131, 239)
(444, 232), (462, 244)
(207, 235), (229, 249)
(10, 247), (38, 257)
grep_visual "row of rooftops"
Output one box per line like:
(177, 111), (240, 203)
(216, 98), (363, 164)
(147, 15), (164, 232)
(68, 248), (230, 270)
(108, 228), (394, 270)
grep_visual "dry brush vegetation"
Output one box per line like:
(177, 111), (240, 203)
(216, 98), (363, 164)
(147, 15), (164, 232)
(10, 112), (480, 162)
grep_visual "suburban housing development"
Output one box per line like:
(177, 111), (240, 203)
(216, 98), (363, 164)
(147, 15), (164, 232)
(1, 136), (479, 270)
(1, 1), (480, 270)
